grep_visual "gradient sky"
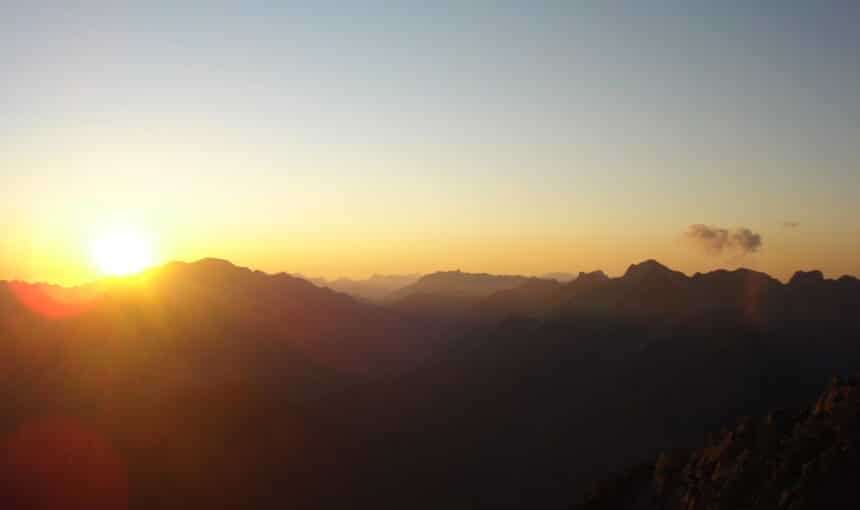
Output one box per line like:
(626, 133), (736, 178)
(2, 2), (859, 285)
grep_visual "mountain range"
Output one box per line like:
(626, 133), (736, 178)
(306, 273), (421, 304)
(1, 258), (859, 508)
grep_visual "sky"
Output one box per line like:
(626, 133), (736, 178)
(1, 2), (859, 285)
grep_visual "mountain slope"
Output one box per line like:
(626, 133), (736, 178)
(334, 261), (860, 507)
(0, 259), (442, 508)
(2, 258), (859, 508)
(458, 270), (610, 328)
(386, 270), (533, 322)
(0, 259), (441, 399)
(579, 376), (860, 509)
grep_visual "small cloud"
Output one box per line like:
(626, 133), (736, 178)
(783, 221), (800, 228)
(686, 224), (731, 255)
(731, 228), (762, 253)
(685, 224), (762, 256)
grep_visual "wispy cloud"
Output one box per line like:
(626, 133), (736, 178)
(685, 224), (762, 256)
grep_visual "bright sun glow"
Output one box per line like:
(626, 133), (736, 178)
(90, 229), (155, 276)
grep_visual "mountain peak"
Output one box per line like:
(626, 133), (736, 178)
(196, 257), (236, 267)
(160, 258), (240, 273)
(625, 259), (668, 273)
(622, 260), (683, 282)
(576, 270), (609, 283)
(560, 270), (610, 296)
(789, 269), (825, 286)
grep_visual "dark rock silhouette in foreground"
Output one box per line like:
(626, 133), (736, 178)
(578, 376), (860, 509)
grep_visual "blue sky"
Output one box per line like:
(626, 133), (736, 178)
(1, 2), (858, 283)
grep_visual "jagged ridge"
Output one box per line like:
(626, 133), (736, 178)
(579, 376), (860, 509)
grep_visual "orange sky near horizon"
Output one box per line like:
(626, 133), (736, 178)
(1, 219), (857, 287)
(2, 4), (858, 286)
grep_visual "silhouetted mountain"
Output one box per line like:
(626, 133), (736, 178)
(309, 273), (420, 303)
(0, 258), (442, 422)
(541, 272), (578, 283)
(0, 259), (449, 508)
(552, 260), (695, 319)
(460, 270), (610, 328)
(335, 260), (860, 507)
(386, 270), (532, 322)
(2, 258), (859, 508)
(623, 259), (685, 283)
(461, 277), (562, 327)
(578, 376), (860, 509)
(130, 259), (439, 376)
(555, 269), (611, 302)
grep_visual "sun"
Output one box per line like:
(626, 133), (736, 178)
(90, 229), (155, 276)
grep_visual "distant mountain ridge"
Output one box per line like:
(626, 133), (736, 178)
(307, 271), (579, 304)
(389, 270), (534, 300)
(385, 270), (540, 323)
(541, 272), (578, 283)
(545, 259), (859, 324)
(444, 260), (859, 331)
(308, 273), (420, 303)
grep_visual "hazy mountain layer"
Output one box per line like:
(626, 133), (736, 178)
(309, 273), (421, 304)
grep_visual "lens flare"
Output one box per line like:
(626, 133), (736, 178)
(0, 417), (129, 509)
(7, 282), (101, 320)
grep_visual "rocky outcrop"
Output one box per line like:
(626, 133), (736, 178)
(578, 376), (860, 509)
(789, 270), (825, 287)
